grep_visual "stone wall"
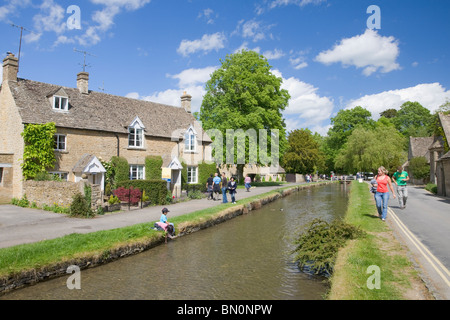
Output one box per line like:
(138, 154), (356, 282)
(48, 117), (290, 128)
(23, 180), (102, 209)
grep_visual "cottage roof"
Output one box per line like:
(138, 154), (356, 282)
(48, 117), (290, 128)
(408, 136), (434, 161)
(439, 112), (450, 141)
(8, 78), (211, 143)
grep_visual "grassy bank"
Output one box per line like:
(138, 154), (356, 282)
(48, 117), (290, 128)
(327, 181), (432, 300)
(0, 182), (330, 292)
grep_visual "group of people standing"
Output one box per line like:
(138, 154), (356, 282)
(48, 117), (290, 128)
(206, 172), (241, 204)
(371, 165), (410, 221)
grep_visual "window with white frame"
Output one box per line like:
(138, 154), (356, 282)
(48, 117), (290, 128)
(49, 172), (68, 181)
(128, 117), (145, 148)
(0, 168), (3, 184)
(54, 134), (66, 151)
(53, 96), (69, 111)
(130, 165), (145, 180)
(184, 127), (196, 152)
(187, 166), (198, 184)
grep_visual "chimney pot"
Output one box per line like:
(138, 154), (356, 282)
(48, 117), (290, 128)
(77, 71), (89, 94)
(2, 53), (19, 83)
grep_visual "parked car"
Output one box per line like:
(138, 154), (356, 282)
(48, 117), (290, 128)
(363, 172), (374, 180)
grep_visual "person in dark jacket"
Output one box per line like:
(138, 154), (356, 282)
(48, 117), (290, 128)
(227, 176), (237, 204)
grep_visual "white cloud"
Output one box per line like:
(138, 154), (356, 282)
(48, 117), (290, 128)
(0, 0), (32, 22)
(234, 42), (261, 54)
(315, 29), (400, 76)
(233, 19), (275, 42)
(257, 0), (326, 14)
(177, 33), (226, 57)
(32, 0), (66, 35)
(198, 8), (216, 24)
(269, 0), (326, 9)
(169, 66), (217, 88)
(126, 67), (216, 113)
(272, 70), (334, 123)
(346, 83), (450, 119)
(263, 49), (285, 60)
(90, 0), (151, 11)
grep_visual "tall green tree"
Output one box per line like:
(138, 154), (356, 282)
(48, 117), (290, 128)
(393, 101), (433, 137)
(282, 129), (325, 174)
(335, 126), (407, 174)
(199, 50), (290, 179)
(325, 106), (375, 171)
(20, 122), (57, 180)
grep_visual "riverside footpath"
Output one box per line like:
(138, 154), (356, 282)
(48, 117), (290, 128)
(0, 182), (307, 249)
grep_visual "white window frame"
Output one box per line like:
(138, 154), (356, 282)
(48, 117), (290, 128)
(54, 134), (67, 151)
(128, 117), (145, 149)
(130, 165), (145, 180)
(184, 127), (197, 153)
(48, 171), (68, 181)
(53, 96), (69, 111)
(187, 166), (198, 184)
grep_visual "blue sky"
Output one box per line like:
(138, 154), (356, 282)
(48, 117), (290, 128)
(1, 0), (449, 135)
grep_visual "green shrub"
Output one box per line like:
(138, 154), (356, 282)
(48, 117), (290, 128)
(18, 194), (29, 208)
(409, 156), (430, 180)
(425, 183), (437, 194)
(70, 193), (93, 218)
(292, 218), (365, 276)
(108, 195), (121, 205)
(188, 190), (204, 199)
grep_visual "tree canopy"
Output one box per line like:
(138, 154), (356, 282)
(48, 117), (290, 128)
(282, 129), (325, 174)
(199, 50), (290, 177)
(335, 125), (407, 174)
(393, 101), (433, 137)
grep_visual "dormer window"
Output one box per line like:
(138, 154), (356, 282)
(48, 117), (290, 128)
(184, 126), (197, 152)
(128, 116), (145, 148)
(53, 95), (68, 111)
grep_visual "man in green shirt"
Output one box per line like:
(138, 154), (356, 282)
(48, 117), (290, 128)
(392, 166), (409, 209)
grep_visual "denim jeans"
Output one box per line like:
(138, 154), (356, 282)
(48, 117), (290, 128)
(222, 187), (228, 203)
(375, 192), (390, 220)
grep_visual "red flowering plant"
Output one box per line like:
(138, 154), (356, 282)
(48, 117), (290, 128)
(113, 186), (141, 205)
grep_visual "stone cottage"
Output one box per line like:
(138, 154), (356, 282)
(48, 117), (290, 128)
(403, 113), (450, 197)
(0, 53), (212, 202)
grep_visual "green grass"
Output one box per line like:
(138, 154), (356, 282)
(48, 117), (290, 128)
(328, 181), (420, 300)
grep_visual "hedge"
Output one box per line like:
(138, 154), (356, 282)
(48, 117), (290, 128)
(145, 156), (163, 180)
(110, 156), (129, 185)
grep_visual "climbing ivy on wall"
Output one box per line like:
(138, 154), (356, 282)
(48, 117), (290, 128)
(20, 122), (57, 180)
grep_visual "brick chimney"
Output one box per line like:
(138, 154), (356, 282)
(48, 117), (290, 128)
(181, 91), (192, 113)
(77, 71), (89, 94)
(2, 53), (19, 83)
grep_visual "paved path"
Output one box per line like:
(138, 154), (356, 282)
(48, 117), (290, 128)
(386, 186), (450, 300)
(0, 183), (302, 249)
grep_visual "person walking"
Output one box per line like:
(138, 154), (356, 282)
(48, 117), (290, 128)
(228, 176), (237, 204)
(244, 175), (252, 192)
(212, 172), (221, 201)
(221, 172), (228, 203)
(206, 174), (214, 200)
(392, 166), (409, 209)
(374, 166), (396, 221)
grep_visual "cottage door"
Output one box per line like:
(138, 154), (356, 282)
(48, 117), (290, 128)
(171, 169), (181, 198)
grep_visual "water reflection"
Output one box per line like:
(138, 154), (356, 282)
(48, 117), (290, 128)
(2, 183), (349, 300)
